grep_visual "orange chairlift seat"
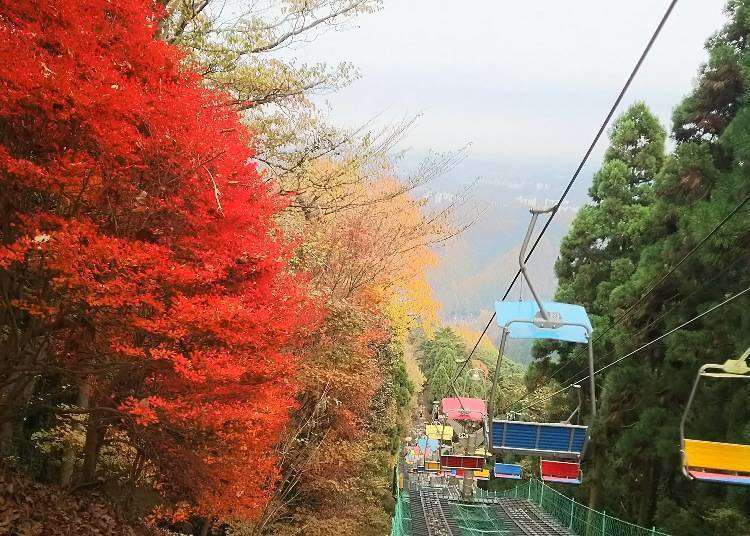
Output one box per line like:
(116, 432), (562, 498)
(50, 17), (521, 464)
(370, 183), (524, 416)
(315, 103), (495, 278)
(424, 460), (441, 472)
(450, 468), (490, 480)
(680, 348), (750, 486)
(473, 468), (491, 481)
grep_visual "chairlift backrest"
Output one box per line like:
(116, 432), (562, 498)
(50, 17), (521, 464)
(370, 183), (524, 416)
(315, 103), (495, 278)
(487, 208), (597, 423)
(441, 397), (487, 422)
(440, 455), (486, 470)
(490, 420), (587, 460)
(493, 300), (592, 343)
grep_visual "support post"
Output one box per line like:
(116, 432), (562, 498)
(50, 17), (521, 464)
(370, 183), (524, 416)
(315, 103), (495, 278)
(461, 426), (475, 500)
(569, 498), (575, 529)
(587, 337), (597, 417)
(602, 511), (607, 536)
(488, 329), (508, 423)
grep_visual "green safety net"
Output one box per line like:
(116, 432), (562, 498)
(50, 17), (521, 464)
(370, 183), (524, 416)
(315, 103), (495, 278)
(479, 479), (670, 536)
(390, 490), (410, 536)
(451, 502), (511, 535)
(390, 480), (669, 536)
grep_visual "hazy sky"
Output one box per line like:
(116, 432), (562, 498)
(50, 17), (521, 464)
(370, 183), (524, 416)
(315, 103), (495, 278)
(289, 0), (728, 186)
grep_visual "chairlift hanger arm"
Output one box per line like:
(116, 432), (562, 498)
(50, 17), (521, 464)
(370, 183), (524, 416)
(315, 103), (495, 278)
(680, 346), (750, 445)
(488, 318), (596, 422)
(442, 0), (681, 416)
(518, 207), (556, 321)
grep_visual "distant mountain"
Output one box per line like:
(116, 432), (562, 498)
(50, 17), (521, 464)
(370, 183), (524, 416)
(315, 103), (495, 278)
(424, 168), (586, 361)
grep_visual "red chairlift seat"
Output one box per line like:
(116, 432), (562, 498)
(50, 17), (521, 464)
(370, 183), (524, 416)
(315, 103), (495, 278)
(442, 397), (487, 422)
(440, 454), (486, 470)
(540, 459), (581, 485)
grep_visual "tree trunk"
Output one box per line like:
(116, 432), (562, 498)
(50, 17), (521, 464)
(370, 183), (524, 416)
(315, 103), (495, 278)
(585, 443), (603, 536)
(81, 389), (101, 483)
(199, 518), (213, 536)
(637, 460), (660, 527)
(60, 378), (91, 486)
(0, 420), (13, 459)
(0, 371), (39, 457)
(0, 337), (45, 456)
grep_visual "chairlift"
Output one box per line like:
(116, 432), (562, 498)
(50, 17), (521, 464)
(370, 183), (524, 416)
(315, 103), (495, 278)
(425, 424), (453, 442)
(680, 348), (750, 486)
(474, 468), (491, 481)
(440, 454), (486, 470)
(486, 208), (597, 463)
(449, 468), (490, 480)
(442, 396), (487, 423)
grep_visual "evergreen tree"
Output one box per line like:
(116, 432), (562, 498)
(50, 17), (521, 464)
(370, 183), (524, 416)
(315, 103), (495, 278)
(608, 1), (750, 530)
(540, 1), (750, 529)
(531, 102), (666, 513)
(419, 328), (466, 406)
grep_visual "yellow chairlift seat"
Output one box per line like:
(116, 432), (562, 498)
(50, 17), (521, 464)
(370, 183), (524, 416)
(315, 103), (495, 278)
(684, 439), (750, 473)
(680, 349), (750, 486)
(426, 424), (453, 441)
(474, 468), (490, 481)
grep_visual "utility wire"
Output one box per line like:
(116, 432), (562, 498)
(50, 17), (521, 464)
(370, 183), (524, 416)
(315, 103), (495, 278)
(446, 0), (680, 397)
(500, 190), (750, 413)
(522, 253), (746, 411)
(518, 284), (750, 413)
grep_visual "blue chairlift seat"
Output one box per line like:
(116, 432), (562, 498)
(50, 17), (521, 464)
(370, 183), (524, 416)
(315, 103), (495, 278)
(417, 438), (440, 452)
(494, 463), (523, 480)
(491, 420), (588, 460)
(494, 301), (592, 343)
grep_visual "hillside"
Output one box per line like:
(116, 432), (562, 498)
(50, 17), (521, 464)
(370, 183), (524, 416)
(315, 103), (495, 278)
(427, 173), (580, 323)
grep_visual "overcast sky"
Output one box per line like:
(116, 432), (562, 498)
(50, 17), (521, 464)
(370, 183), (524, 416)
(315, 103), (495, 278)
(288, 0), (728, 187)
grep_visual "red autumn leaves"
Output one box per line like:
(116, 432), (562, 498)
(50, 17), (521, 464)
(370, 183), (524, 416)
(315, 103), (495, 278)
(0, 0), (316, 521)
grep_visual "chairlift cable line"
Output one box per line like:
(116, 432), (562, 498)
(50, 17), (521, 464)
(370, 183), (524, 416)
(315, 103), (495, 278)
(499, 190), (750, 414)
(446, 0), (680, 398)
(517, 284), (750, 413)
(513, 253), (746, 411)
(537, 190), (750, 384)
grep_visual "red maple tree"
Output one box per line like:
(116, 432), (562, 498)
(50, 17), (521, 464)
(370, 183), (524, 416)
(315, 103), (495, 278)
(0, 0), (316, 521)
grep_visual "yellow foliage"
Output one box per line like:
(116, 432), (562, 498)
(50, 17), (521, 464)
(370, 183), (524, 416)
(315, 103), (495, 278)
(452, 324), (498, 356)
(288, 158), (445, 335)
(403, 346), (425, 397)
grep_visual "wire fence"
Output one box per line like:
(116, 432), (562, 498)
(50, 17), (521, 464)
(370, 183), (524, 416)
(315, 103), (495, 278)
(480, 480), (669, 536)
(390, 479), (668, 536)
